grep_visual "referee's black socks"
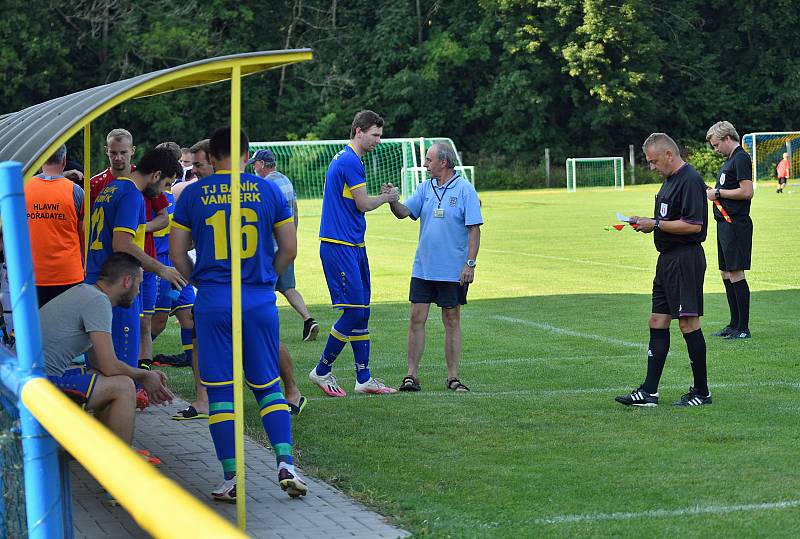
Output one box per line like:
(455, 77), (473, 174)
(731, 279), (750, 332)
(643, 328), (670, 394)
(683, 328), (708, 396)
(722, 279), (739, 330)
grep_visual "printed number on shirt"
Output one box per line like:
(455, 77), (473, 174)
(89, 207), (106, 250)
(205, 208), (258, 260)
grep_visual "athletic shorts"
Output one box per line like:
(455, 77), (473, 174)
(194, 285), (280, 388)
(36, 282), (81, 309)
(778, 178), (787, 185)
(48, 366), (97, 409)
(155, 255), (195, 314)
(652, 244), (706, 318)
(409, 277), (468, 308)
(112, 296), (142, 368)
(319, 242), (371, 309)
(141, 271), (158, 315)
(716, 217), (753, 271)
(275, 261), (296, 293)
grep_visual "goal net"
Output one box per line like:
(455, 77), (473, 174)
(566, 157), (624, 192)
(401, 166), (476, 198)
(249, 137), (472, 199)
(742, 132), (800, 185)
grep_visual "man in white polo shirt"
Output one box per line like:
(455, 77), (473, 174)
(385, 143), (482, 392)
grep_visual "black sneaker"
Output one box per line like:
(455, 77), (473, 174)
(711, 326), (735, 337)
(615, 386), (659, 407)
(724, 330), (751, 340)
(673, 387), (712, 406)
(302, 318), (320, 342)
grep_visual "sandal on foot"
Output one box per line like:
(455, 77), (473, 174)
(288, 395), (307, 416)
(446, 378), (470, 392)
(398, 375), (421, 392)
(171, 405), (209, 421)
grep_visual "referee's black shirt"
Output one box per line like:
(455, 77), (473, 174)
(714, 145), (752, 221)
(653, 163), (708, 253)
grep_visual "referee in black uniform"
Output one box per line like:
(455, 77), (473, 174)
(706, 121), (754, 339)
(616, 133), (711, 407)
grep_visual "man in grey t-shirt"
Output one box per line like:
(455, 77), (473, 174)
(41, 253), (173, 445)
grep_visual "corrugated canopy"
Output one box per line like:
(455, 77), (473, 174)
(0, 49), (313, 178)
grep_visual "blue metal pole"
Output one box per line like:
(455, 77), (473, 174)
(0, 162), (65, 538)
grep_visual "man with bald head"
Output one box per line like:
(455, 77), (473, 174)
(615, 133), (712, 407)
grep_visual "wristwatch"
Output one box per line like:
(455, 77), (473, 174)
(715, 189), (721, 199)
(467, 259), (477, 268)
(654, 219), (661, 230)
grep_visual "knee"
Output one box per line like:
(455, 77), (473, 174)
(678, 317), (700, 334)
(648, 313), (669, 329)
(111, 376), (136, 402)
(442, 309), (460, 331)
(409, 310), (428, 327)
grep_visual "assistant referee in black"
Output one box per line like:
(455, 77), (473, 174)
(705, 121), (754, 340)
(616, 133), (711, 407)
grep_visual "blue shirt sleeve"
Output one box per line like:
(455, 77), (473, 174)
(113, 188), (143, 235)
(404, 182), (426, 221)
(172, 185), (192, 230)
(463, 184), (483, 226)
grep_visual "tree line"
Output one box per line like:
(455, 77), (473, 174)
(1, 0), (795, 187)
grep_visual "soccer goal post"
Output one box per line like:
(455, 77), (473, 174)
(249, 137), (473, 200)
(742, 132), (800, 188)
(565, 157), (624, 192)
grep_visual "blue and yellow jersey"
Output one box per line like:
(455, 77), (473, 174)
(85, 178), (146, 284)
(172, 171), (292, 287)
(153, 189), (174, 257)
(319, 144), (367, 247)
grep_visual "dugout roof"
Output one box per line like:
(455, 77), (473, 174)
(0, 49), (314, 179)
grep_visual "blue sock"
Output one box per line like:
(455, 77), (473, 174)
(351, 308), (371, 383)
(181, 327), (193, 364)
(251, 383), (293, 466)
(315, 310), (359, 376)
(206, 386), (236, 479)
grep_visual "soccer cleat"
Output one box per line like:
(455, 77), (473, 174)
(673, 387), (712, 406)
(614, 386), (659, 407)
(724, 330), (751, 340)
(309, 368), (347, 397)
(211, 477), (237, 503)
(302, 318), (320, 342)
(711, 326), (735, 337)
(136, 388), (149, 410)
(354, 377), (398, 395)
(278, 463), (308, 498)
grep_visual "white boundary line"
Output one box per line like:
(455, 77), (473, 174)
(535, 499), (800, 525)
(306, 381), (798, 402)
(491, 315), (644, 349)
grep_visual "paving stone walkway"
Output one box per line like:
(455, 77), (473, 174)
(70, 397), (409, 538)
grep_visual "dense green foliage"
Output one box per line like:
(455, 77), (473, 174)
(158, 186), (800, 536)
(2, 1), (797, 184)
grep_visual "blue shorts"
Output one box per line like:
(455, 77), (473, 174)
(319, 242), (371, 309)
(49, 366), (97, 409)
(155, 253), (195, 314)
(275, 261), (296, 293)
(141, 271), (158, 315)
(112, 296), (141, 368)
(194, 285), (280, 388)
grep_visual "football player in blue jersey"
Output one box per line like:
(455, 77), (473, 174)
(310, 110), (400, 397)
(85, 147), (187, 370)
(170, 127), (308, 500)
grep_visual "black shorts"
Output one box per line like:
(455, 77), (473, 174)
(652, 244), (706, 318)
(717, 217), (752, 271)
(409, 278), (468, 308)
(778, 178), (787, 185)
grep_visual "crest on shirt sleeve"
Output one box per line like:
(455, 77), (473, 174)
(449, 196), (458, 207)
(719, 172), (726, 185)
(659, 202), (668, 217)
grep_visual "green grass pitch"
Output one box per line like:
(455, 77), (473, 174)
(156, 184), (800, 537)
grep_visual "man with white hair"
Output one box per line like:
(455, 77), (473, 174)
(776, 152), (790, 193)
(385, 143), (483, 393)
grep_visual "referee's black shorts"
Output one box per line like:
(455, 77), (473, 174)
(652, 244), (706, 318)
(717, 217), (752, 271)
(409, 277), (468, 308)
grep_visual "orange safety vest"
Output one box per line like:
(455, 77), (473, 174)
(25, 176), (84, 286)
